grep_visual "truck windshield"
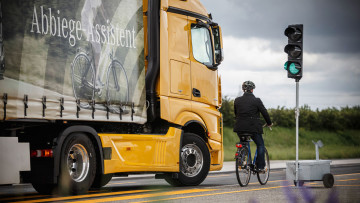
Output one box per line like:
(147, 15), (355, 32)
(191, 25), (213, 66)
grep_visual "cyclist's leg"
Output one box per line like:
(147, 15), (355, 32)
(251, 134), (265, 170)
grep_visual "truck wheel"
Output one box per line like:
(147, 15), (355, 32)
(165, 133), (210, 186)
(58, 133), (96, 195)
(91, 173), (113, 188)
(323, 173), (334, 188)
(31, 183), (56, 194)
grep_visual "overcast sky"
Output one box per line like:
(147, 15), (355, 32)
(202, 0), (360, 109)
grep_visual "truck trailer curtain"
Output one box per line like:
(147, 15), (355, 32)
(0, 0), (146, 123)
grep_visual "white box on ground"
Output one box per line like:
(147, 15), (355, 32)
(0, 137), (30, 184)
(286, 160), (331, 181)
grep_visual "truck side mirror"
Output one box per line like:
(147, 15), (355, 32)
(211, 25), (224, 65)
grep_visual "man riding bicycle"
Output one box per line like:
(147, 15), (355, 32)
(233, 81), (272, 173)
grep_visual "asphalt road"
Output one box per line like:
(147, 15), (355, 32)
(0, 164), (359, 203)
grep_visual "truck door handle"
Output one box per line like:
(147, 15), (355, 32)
(192, 88), (201, 97)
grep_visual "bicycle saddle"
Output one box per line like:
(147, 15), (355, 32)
(239, 133), (253, 142)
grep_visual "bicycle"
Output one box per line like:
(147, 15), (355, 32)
(235, 131), (270, 187)
(71, 48), (129, 114)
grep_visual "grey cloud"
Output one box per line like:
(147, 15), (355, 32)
(202, 0), (360, 54)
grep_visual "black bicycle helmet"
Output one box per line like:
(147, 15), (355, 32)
(242, 81), (256, 92)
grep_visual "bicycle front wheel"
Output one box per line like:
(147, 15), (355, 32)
(236, 147), (251, 187)
(105, 60), (129, 113)
(257, 148), (270, 185)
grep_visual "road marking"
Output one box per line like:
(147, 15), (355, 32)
(131, 186), (289, 203)
(66, 189), (216, 203)
(334, 185), (360, 187)
(15, 190), (151, 203)
(249, 180), (285, 185)
(337, 178), (359, 182)
(0, 194), (50, 202)
(335, 173), (360, 177)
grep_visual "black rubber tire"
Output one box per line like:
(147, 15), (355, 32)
(323, 173), (334, 188)
(294, 180), (304, 187)
(91, 173), (113, 188)
(58, 133), (97, 195)
(31, 183), (57, 195)
(236, 147), (251, 187)
(257, 148), (270, 185)
(165, 133), (210, 186)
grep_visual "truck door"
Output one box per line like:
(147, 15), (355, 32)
(188, 19), (219, 107)
(168, 13), (191, 100)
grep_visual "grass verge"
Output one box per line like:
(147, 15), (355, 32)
(223, 126), (360, 161)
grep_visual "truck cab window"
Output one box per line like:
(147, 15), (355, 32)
(191, 25), (213, 66)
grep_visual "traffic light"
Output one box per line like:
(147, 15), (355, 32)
(284, 24), (303, 80)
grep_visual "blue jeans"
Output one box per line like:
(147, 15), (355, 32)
(237, 133), (266, 169)
(251, 134), (266, 169)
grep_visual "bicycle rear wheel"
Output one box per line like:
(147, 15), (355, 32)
(71, 53), (95, 107)
(257, 148), (270, 185)
(105, 60), (129, 114)
(236, 147), (251, 187)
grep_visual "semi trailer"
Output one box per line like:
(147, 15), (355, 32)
(0, 0), (224, 194)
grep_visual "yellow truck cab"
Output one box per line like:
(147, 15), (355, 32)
(0, 0), (223, 194)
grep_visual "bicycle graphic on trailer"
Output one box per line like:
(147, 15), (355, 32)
(71, 48), (129, 115)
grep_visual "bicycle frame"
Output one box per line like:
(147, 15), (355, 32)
(247, 142), (258, 167)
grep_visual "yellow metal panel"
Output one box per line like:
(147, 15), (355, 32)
(168, 13), (189, 63)
(170, 60), (191, 98)
(160, 9), (170, 96)
(99, 127), (182, 173)
(168, 0), (208, 17)
(190, 61), (219, 106)
(208, 139), (221, 151)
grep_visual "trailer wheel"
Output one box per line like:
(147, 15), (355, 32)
(323, 173), (334, 188)
(58, 133), (96, 195)
(165, 133), (210, 186)
(91, 173), (113, 188)
(293, 180), (304, 187)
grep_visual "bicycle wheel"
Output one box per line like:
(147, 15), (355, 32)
(257, 148), (270, 185)
(236, 147), (251, 187)
(105, 60), (129, 113)
(71, 53), (95, 106)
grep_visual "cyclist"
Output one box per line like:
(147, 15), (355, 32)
(233, 81), (272, 173)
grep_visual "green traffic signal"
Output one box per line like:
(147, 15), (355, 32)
(284, 61), (288, 70)
(289, 63), (300, 74)
(284, 61), (300, 75)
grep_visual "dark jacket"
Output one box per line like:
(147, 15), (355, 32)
(233, 92), (272, 134)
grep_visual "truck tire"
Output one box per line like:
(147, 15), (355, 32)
(58, 133), (97, 195)
(31, 183), (56, 195)
(91, 173), (113, 188)
(165, 133), (210, 186)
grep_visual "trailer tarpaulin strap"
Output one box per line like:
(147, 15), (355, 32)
(0, 0), (146, 124)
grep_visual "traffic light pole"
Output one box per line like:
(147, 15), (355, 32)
(295, 79), (300, 186)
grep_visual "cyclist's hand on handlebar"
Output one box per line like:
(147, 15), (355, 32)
(263, 123), (273, 130)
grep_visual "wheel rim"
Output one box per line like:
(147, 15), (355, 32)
(67, 144), (90, 182)
(181, 144), (203, 177)
(236, 149), (251, 186)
